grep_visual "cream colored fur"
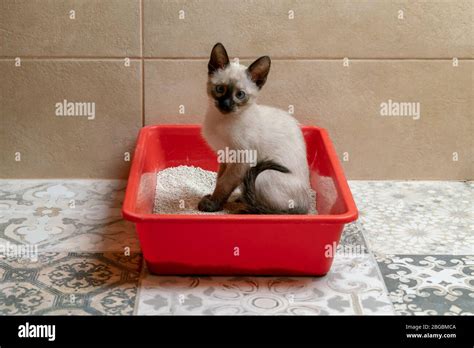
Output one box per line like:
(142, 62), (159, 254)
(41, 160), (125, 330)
(202, 62), (311, 212)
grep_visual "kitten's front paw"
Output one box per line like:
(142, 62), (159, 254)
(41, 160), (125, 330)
(198, 194), (222, 212)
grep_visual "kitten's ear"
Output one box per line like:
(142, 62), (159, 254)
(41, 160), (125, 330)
(208, 43), (229, 75)
(247, 56), (271, 89)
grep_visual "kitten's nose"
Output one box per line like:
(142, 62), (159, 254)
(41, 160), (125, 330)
(219, 99), (234, 112)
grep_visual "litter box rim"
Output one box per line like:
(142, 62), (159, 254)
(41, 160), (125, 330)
(122, 124), (358, 224)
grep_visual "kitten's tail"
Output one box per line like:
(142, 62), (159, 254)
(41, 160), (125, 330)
(240, 160), (307, 215)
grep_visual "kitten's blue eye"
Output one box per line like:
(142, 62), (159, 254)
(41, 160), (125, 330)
(236, 90), (246, 100)
(215, 85), (225, 94)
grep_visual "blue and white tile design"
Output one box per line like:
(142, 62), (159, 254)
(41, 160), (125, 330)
(0, 252), (142, 315)
(375, 254), (474, 315)
(349, 181), (473, 255)
(0, 180), (140, 252)
(0, 179), (472, 315)
(137, 253), (394, 315)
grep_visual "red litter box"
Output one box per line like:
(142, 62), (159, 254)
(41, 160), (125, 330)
(122, 125), (358, 276)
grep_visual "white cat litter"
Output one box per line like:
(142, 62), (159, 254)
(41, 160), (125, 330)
(153, 165), (317, 215)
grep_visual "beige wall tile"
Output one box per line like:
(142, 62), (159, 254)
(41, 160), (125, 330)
(144, 60), (206, 125)
(0, 0), (140, 57)
(143, 0), (473, 58)
(144, 59), (473, 180)
(0, 59), (142, 178)
(1, 0), (472, 180)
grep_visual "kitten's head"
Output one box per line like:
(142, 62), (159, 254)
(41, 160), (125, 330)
(207, 43), (271, 114)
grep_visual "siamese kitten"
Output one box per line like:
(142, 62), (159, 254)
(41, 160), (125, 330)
(198, 43), (311, 214)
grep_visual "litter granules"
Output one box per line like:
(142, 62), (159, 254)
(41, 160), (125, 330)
(153, 165), (317, 215)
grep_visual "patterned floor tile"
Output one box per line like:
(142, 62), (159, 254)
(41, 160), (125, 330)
(136, 254), (394, 315)
(376, 254), (474, 315)
(0, 180), (140, 252)
(1, 179), (472, 316)
(0, 252), (142, 315)
(349, 181), (473, 255)
(339, 221), (368, 255)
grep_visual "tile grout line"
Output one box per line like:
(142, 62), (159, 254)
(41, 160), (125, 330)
(140, 0), (145, 127)
(1, 57), (473, 61)
(133, 257), (148, 315)
(358, 221), (399, 315)
(353, 185), (402, 315)
(369, 251), (399, 315)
